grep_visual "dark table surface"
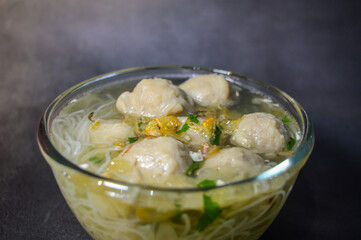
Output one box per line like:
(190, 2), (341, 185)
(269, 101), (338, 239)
(1, 0), (360, 239)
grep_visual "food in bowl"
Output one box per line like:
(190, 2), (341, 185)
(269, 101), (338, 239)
(38, 66), (313, 240)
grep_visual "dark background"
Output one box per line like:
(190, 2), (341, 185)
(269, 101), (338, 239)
(1, 0), (360, 239)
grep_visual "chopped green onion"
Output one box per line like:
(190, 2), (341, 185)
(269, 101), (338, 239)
(176, 122), (189, 134)
(197, 194), (222, 232)
(282, 116), (291, 123)
(287, 137), (296, 150)
(187, 114), (199, 123)
(89, 156), (103, 164)
(137, 122), (142, 128)
(210, 126), (222, 145)
(197, 179), (217, 188)
(185, 162), (202, 176)
(128, 137), (139, 143)
(174, 203), (182, 209)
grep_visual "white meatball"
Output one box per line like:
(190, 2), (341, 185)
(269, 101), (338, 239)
(116, 78), (194, 117)
(180, 74), (229, 107)
(198, 147), (264, 181)
(120, 137), (190, 185)
(88, 120), (135, 144)
(231, 112), (289, 154)
(202, 147), (263, 169)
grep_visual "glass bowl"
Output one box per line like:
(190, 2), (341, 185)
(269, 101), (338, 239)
(37, 66), (314, 240)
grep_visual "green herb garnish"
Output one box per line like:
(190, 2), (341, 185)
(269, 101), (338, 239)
(89, 156), (103, 164)
(175, 203), (182, 209)
(185, 162), (202, 176)
(210, 126), (222, 145)
(176, 122), (190, 134)
(287, 137), (296, 150)
(197, 194), (222, 232)
(187, 114), (199, 123)
(128, 137), (139, 143)
(197, 179), (217, 188)
(282, 116), (291, 123)
(137, 122), (143, 128)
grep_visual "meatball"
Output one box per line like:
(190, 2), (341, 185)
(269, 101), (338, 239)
(88, 120), (135, 144)
(231, 112), (289, 154)
(198, 147), (264, 181)
(180, 74), (229, 107)
(116, 78), (194, 117)
(117, 137), (190, 185)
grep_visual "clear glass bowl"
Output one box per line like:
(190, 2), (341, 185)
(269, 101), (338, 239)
(37, 66), (314, 240)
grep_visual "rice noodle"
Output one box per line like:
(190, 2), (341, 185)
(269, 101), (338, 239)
(55, 167), (288, 240)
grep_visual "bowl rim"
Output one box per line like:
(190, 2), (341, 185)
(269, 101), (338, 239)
(37, 65), (314, 192)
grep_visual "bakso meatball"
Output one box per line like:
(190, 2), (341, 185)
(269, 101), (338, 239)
(198, 147), (264, 181)
(116, 78), (194, 117)
(119, 137), (190, 185)
(231, 112), (289, 154)
(180, 74), (229, 107)
(88, 120), (135, 144)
